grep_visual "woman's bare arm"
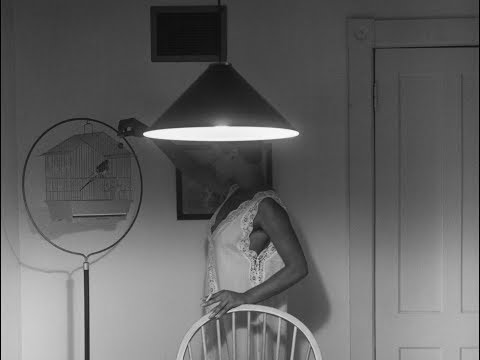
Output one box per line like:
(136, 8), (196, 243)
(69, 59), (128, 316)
(243, 198), (308, 302)
(118, 118), (229, 194)
(202, 198), (308, 318)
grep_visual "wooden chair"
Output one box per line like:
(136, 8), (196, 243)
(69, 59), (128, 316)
(176, 304), (323, 360)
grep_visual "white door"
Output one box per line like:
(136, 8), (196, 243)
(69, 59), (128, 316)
(375, 47), (479, 360)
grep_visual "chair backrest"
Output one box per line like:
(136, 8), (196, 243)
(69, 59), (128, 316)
(176, 304), (323, 360)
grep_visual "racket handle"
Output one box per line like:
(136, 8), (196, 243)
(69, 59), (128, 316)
(84, 262), (90, 360)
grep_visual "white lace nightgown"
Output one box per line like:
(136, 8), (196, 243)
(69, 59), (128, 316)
(204, 185), (288, 360)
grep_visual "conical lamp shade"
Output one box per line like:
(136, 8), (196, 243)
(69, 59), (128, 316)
(144, 63), (299, 141)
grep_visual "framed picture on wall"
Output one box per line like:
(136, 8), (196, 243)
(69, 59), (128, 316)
(176, 143), (273, 220)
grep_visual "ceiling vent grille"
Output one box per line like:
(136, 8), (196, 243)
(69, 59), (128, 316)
(150, 6), (227, 62)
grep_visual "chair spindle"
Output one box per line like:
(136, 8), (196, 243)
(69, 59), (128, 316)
(262, 313), (267, 360)
(247, 312), (251, 360)
(275, 318), (282, 360)
(289, 327), (298, 360)
(305, 345), (312, 360)
(216, 319), (222, 360)
(201, 326), (207, 359)
(232, 312), (236, 360)
(187, 343), (193, 360)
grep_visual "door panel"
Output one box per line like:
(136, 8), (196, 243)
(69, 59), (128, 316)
(375, 48), (479, 360)
(398, 74), (445, 313)
(461, 73), (479, 314)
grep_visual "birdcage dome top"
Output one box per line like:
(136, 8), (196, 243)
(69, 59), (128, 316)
(42, 132), (131, 158)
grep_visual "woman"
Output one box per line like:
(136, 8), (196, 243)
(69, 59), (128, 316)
(118, 118), (308, 358)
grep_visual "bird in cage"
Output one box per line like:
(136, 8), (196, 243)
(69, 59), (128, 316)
(79, 159), (110, 191)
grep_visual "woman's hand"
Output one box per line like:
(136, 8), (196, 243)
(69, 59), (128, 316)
(201, 290), (249, 319)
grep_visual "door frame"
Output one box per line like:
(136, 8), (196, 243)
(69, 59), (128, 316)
(347, 17), (479, 360)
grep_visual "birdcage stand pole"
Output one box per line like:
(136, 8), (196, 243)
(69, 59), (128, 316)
(83, 261), (90, 360)
(22, 118), (144, 360)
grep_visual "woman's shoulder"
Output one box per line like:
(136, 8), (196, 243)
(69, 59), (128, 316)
(251, 188), (286, 211)
(251, 195), (290, 230)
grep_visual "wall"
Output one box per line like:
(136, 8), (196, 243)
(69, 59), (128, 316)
(1, 0), (21, 359)
(12, 0), (477, 360)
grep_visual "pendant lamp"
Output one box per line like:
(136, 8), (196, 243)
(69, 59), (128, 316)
(144, 62), (299, 141)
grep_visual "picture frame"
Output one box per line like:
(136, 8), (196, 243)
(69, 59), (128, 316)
(176, 143), (273, 220)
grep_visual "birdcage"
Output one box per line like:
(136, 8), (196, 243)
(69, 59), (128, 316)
(42, 130), (133, 219)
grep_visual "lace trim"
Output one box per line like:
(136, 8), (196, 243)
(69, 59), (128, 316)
(238, 191), (287, 286)
(205, 241), (219, 314)
(205, 184), (238, 304)
(208, 184), (239, 239)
